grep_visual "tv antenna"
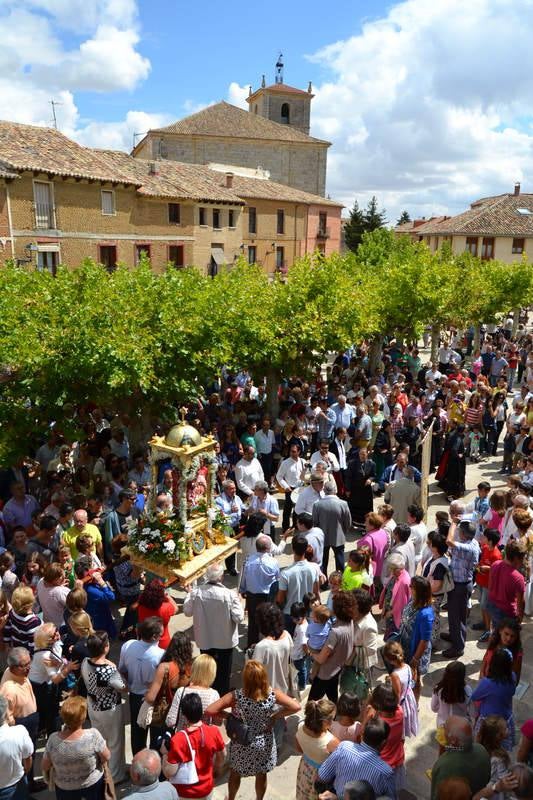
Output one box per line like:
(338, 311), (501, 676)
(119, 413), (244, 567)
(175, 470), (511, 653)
(49, 100), (63, 130)
(133, 131), (148, 150)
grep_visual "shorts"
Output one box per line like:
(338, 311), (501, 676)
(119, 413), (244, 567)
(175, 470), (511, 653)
(479, 586), (489, 610)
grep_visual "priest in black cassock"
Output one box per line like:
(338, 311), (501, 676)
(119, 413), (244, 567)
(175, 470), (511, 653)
(345, 445), (376, 524)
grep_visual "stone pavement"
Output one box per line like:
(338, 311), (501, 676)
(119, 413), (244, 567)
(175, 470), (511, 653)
(33, 449), (533, 800)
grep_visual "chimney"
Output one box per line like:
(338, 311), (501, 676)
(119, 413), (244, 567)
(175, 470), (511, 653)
(514, 182), (521, 196)
(225, 172), (234, 189)
(148, 161), (158, 175)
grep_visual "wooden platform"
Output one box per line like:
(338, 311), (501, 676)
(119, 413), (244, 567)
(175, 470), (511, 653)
(124, 537), (239, 587)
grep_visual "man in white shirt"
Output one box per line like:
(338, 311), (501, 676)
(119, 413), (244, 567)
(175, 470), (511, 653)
(183, 562), (244, 695)
(276, 536), (320, 634)
(294, 474), (325, 516)
(425, 362), (442, 383)
(407, 504), (428, 565)
(276, 444), (306, 532)
(0, 695), (33, 797)
(245, 480), (280, 540)
(310, 440), (340, 473)
(234, 445), (264, 500)
(330, 394), (356, 430)
(254, 417), (275, 486)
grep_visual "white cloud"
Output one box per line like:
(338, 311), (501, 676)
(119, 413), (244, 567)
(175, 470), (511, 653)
(227, 82), (249, 109)
(308, 0), (533, 221)
(76, 110), (174, 152)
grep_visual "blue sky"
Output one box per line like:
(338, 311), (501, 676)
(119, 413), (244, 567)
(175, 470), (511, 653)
(2, 0), (533, 221)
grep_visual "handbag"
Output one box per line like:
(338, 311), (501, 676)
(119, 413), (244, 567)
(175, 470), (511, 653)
(339, 645), (371, 701)
(226, 694), (252, 746)
(171, 730), (199, 786)
(152, 665), (173, 727)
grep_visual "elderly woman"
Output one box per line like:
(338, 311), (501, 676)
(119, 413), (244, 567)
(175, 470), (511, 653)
(245, 480), (280, 541)
(379, 553), (411, 641)
(29, 622), (78, 736)
(42, 696), (110, 800)
(81, 630), (127, 784)
(357, 512), (390, 591)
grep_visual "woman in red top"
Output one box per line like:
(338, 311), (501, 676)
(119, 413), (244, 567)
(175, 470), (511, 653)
(163, 691), (225, 799)
(137, 579), (177, 649)
(364, 684), (405, 793)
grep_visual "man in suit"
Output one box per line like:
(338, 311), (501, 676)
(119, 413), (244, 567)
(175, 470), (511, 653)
(384, 467), (421, 524)
(312, 483), (352, 578)
(345, 447), (376, 525)
(379, 452), (421, 492)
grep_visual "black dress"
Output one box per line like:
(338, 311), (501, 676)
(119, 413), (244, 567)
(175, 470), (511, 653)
(437, 431), (465, 497)
(345, 456), (376, 524)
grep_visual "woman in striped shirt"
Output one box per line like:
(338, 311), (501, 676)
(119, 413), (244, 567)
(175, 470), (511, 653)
(3, 586), (40, 655)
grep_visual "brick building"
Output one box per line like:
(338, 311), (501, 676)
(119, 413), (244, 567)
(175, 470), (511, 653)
(0, 121), (341, 274)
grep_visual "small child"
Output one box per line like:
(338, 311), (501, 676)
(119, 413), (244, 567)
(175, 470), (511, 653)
(306, 604), (333, 680)
(58, 546), (75, 589)
(75, 535), (102, 570)
(303, 591), (320, 616)
(342, 549), (372, 591)
(330, 692), (361, 742)
(290, 601), (309, 691)
(326, 571), (342, 612)
(469, 424), (482, 462)
(0, 552), (19, 602)
(430, 660), (472, 753)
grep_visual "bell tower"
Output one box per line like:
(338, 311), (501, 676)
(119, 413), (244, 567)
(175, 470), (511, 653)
(246, 55), (314, 135)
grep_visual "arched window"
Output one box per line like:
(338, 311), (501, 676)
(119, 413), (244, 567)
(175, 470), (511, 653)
(281, 102), (290, 123)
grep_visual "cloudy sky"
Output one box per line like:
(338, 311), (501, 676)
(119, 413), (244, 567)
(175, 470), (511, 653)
(1, 0), (532, 222)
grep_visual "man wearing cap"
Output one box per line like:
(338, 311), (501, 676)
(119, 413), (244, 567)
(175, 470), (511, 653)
(294, 473), (325, 516)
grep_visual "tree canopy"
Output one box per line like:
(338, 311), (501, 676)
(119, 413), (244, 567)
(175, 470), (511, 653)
(1, 235), (532, 460)
(397, 210), (411, 225)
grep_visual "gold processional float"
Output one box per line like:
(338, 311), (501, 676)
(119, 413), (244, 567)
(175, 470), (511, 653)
(124, 413), (238, 585)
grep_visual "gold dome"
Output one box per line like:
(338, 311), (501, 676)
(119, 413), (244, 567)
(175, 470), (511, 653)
(164, 422), (202, 449)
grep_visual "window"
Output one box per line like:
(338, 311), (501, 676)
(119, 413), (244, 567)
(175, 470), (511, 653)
(101, 190), (115, 215)
(228, 209), (235, 228)
(281, 102), (290, 124)
(465, 236), (478, 256)
(33, 181), (54, 228)
(516, 208), (533, 216)
(168, 203), (180, 224)
(37, 250), (58, 275)
(318, 211), (327, 236)
(276, 246), (285, 268)
(248, 245), (257, 265)
(213, 209), (221, 229)
(98, 245), (117, 273)
(199, 207), (207, 225)
(248, 207), (257, 234)
(512, 237), (525, 254)
(168, 245), (184, 268)
(277, 209), (285, 234)
(135, 244), (151, 263)
(481, 237), (494, 260)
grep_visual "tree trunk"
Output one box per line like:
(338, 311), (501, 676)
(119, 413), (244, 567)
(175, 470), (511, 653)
(265, 365), (282, 420)
(368, 335), (384, 375)
(512, 307), (520, 337)
(473, 324), (481, 352)
(430, 324), (440, 363)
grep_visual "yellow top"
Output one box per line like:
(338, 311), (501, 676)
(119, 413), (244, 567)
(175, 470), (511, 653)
(62, 523), (102, 558)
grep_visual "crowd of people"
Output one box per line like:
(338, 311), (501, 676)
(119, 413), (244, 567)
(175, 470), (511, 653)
(1, 319), (533, 800)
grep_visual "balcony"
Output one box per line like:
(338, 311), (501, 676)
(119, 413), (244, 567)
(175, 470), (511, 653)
(316, 226), (330, 239)
(33, 202), (56, 230)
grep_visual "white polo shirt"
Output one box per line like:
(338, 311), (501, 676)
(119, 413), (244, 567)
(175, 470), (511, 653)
(0, 722), (33, 788)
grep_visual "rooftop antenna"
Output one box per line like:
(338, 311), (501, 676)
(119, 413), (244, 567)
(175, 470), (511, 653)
(275, 52), (284, 84)
(49, 100), (63, 130)
(133, 131), (148, 150)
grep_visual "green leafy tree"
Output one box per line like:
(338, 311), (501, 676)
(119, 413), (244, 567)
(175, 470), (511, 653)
(397, 210), (411, 225)
(343, 200), (366, 252)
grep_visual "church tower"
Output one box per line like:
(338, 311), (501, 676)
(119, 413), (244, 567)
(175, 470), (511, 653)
(246, 54), (314, 135)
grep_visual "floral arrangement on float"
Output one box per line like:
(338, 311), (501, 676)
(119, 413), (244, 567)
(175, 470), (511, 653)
(127, 514), (188, 564)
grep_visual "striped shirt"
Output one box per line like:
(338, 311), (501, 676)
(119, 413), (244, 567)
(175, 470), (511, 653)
(318, 741), (396, 799)
(3, 609), (41, 655)
(450, 539), (480, 583)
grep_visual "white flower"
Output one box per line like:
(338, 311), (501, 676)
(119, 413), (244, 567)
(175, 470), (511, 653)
(163, 540), (176, 553)
(142, 527), (151, 536)
(137, 541), (148, 553)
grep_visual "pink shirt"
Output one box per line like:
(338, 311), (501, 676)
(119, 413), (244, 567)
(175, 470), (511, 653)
(357, 528), (390, 578)
(489, 560), (525, 617)
(36, 580), (70, 628)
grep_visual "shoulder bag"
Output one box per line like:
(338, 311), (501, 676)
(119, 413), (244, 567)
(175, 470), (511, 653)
(226, 692), (252, 746)
(339, 644), (371, 701)
(170, 729), (199, 786)
(152, 664), (175, 727)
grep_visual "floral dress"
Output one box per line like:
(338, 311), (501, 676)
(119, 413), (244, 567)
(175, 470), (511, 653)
(229, 689), (277, 776)
(393, 663), (419, 737)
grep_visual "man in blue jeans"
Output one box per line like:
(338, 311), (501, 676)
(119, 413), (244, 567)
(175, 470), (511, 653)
(442, 520), (480, 658)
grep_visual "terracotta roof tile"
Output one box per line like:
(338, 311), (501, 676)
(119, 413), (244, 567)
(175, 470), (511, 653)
(0, 120), (139, 185)
(416, 195), (533, 236)
(248, 82), (313, 100)
(226, 172), (342, 207)
(150, 101), (329, 145)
